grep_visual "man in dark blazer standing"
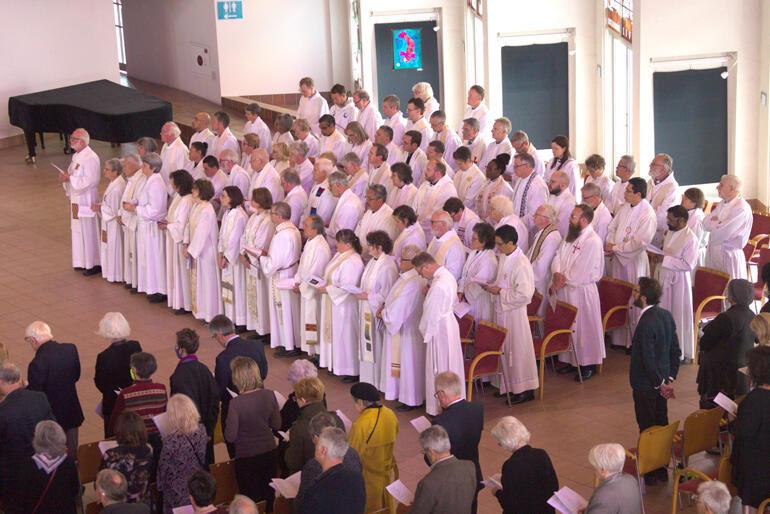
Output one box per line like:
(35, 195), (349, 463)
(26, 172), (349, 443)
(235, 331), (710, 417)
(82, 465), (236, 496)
(0, 362), (55, 506)
(211, 314), (268, 457)
(629, 277), (681, 485)
(25, 321), (84, 458)
(431, 371), (484, 514)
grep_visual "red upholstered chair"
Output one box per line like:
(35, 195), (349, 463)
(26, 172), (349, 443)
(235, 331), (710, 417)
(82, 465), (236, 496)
(744, 211), (770, 277)
(527, 291), (544, 334)
(598, 277), (634, 373)
(464, 321), (508, 405)
(692, 267), (729, 359)
(753, 244), (770, 303)
(532, 301), (578, 399)
(456, 314), (475, 359)
(671, 453), (734, 513)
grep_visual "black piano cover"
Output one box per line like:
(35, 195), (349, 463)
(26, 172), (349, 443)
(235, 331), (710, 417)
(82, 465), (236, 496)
(8, 79), (172, 143)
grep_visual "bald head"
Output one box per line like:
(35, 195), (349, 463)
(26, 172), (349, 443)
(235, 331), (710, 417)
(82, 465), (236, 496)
(192, 112), (211, 132)
(161, 122), (181, 144)
(70, 128), (90, 152)
(548, 170), (569, 195)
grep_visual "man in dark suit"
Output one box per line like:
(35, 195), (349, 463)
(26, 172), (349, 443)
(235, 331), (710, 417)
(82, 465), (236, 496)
(431, 371), (484, 514)
(25, 321), (84, 457)
(96, 469), (151, 513)
(0, 362), (55, 505)
(170, 328), (220, 464)
(411, 425), (477, 514)
(211, 314), (268, 457)
(629, 277), (681, 485)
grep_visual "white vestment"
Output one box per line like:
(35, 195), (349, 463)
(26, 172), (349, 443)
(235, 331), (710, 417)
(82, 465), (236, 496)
(647, 173), (680, 247)
(544, 159), (580, 197)
(609, 180), (629, 215)
(656, 227), (699, 359)
(359, 255), (398, 388)
(453, 164), (486, 213)
(430, 128), (462, 170)
(190, 128), (216, 155)
(585, 174), (615, 207)
(284, 186), (308, 227)
(550, 226), (605, 367)
(495, 215), (530, 255)
(405, 117), (432, 152)
(458, 249), (497, 323)
(327, 189), (364, 252)
(248, 164), (284, 209)
(356, 204), (399, 257)
(386, 184), (418, 210)
(703, 196), (753, 280)
(219, 207), (248, 326)
(120, 172), (146, 286)
(548, 190), (577, 238)
(480, 139), (513, 170)
(420, 267), (466, 416)
(423, 98), (440, 120)
(415, 175), (459, 237)
(295, 234), (331, 355)
(226, 164), (251, 200)
(392, 224), (427, 269)
(386, 142), (403, 165)
(330, 99), (358, 129)
(454, 208), (481, 248)
(66, 145), (101, 269)
(381, 269), (426, 405)
(347, 168), (370, 203)
(297, 91), (330, 136)
(160, 137), (190, 195)
(464, 135), (487, 167)
(399, 148), (428, 186)
(260, 222), (302, 350)
(528, 225), (562, 317)
(357, 103), (383, 141)
(100, 175), (126, 282)
(136, 173), (168, 295)
(427, 230), (466, 281)
(511, 172), (549, 234)
(302, 134), (319, 159)
(477, 177), (513, 223)
(384, 112), (407, 146)
(186, 201), (222, 322)
(302, 180), (337, 225)
(295, 159), (314, 195)
(164, 193), (193, 311)
(240, 211), (274, 334)
(493, 248), (539, 394)
(687, 207), (709, 275)
(590, 202), (612, 245)
(211, 127), (240, 162)
(460, 103), (491, 138)
(243, 116), (272, 153)
(344, 140), (372, 167)
(188, 160), (205, 180)
(318, 129), (347, 162)
(368, 163), (392, 193)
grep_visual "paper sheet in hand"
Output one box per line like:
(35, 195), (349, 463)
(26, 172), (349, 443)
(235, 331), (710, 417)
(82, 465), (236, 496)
(453, 301), (471, 318)
(739, 366), (749, 376)
(481, 473), (502, 489)
(341, 284), (364, 295)
(276, 278), (297, 290)
(152, 412), (171, 435)
(50, 162), (66, 174)
(98, 440), (118, 455)
(547, 486), (588, 514)
(172, 506), (194, 514)
(410, 415), (432, 433)
(385, 479), (414, 506)
(714, 392), (738, 415)
(645, 243), (665, 256)
(277, 430), (290, 442)
(95, 400), (104, 419)
(274, 390), (287, 409)
(227, 387), (238, 398)
(336, 409), (352, 433)
(306, 275), (326, 287)
(244, 246), (263, 257)
(269, 470), (301, 499)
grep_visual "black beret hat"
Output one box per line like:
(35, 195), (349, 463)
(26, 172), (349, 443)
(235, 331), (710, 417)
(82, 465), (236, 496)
(350, 382), (380, 402)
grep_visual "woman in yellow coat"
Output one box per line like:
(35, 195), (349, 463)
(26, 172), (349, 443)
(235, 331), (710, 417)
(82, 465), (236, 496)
(348, 382), (399, 513)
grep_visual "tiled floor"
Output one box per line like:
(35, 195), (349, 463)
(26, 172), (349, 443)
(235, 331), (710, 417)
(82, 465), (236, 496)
(0, 136), (713, 513)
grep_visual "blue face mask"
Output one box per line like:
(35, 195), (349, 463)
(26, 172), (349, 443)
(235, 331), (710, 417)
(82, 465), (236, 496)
(175, 347), (184, 359)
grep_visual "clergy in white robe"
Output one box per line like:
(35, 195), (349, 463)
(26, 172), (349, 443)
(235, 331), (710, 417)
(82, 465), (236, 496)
(392, 207), (427, 270)
(248, 149), (284, 210)
(132, 155), (168, 299)
(119, 155), (146, 288)
(244, 103), (272, 153)
(60, 128), (101, 272)
(703, 175), (753, 280)
(354, 233), (398, 389)
(460, 86), (491, 137)
(426, 144), (454, 180)
(201, 157), (228, 216)
(210, 113), (240, 163)
(544, 140), (579, 197)
(386, 163), (418, 209)
(379, 245), (427, 406)
(301, 157), (338, 225)
(647, 154), (680, 247)
(682, 187), (710, 274)
(489, 196), (530, 254)
(581, 183), (612, 244)
(218, 189), (249, 327)
(413, 81), (439, 121)
(605, 178), (657, 348)
(480, 118), (513, 170)
(295, 216), (331, 355)
(318, 117), (347, 162)
(413, 254), (466, 416)
(292, 119), (319, 160)
(444, 198), (481, 248)
(96, 159), (126, 282)
(457, 223), (498, 323)
(289, 141), (314, 194)
(583, 154), (614, 206)
(259, 204), (302, 353)
(163, 171), (194, 313)
(429, 111), (462, 170)
(398, 132), (429, 186)
(510, 153), (550, 235)
(550, 206), (605, 376)
(461, 118), (488, 167)
(367, 144), (392, 192)
(404, 99), (433, 152)
(281, 171), (309, 227)
(317, 230), (365, 376)
(329, 89), (358, 130)
(159, 123), (190, 195)
(546, 171), (577, 238)
(271, 117), (295, 149)
(185, 181), (222, 323)
(187, 143), (206, 180)
(326, 173), (364, 252)
(297, 79), (330, 136)
(655, 206), (699, 360)
(487, 225), (539, 399)
(190, 112), (217, 154)
(528, 204), (563, 317)
(477, 162), (514, 223)
(240, 189), (275, 335)
(240, 134), (259, 171)
(353, 90), (383, 141)
(610, 156), (636, 214)
(414, 162), (458, 238)
(219, 149), (251, 200)
(452, 147), (486, 213)
(382, 95), (407, 146)
(342, 122), (372, 164)
(510, 131), (545, 178)
(356, 186), (399, 259)
(426, 211), (466, 281)
(342, 153), (369, 202)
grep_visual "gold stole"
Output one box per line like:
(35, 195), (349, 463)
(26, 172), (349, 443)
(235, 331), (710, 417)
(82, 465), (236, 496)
(422, 180), (447, 220)
(431, 234), (461, 266)
(389, 273), (418, 378)
(245, 212), (268, 323)
(478, 178), (503, 217)
(348, 168), (366, 190)
(529, 224), (558, 262)
(124, 175), (142, 266)
(322, 249), (355, 342)
(650, 180), (675, 210)
(188, 201), (207, 316)
(360, 257), (385, 364)
(270, 223), (300, 324)
(221, 210), (238, 305)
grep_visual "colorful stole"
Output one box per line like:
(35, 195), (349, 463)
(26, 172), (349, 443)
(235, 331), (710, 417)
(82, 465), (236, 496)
(529, 224), (558, 262)
(430, 234), (461, 266)
(322, 249), (355, 342)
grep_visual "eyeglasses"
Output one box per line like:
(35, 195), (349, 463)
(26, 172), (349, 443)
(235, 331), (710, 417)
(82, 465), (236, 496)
(512, 163), (528, 169)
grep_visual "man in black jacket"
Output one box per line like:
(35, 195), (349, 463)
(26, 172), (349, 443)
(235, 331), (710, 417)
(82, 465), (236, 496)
(25, 321), (84, 458)
(0, 362), (55, 505)
(211, 315), (268, 457)
(629, 277), (681, 484)
(431, 371), (484, 514)
(170, 328), (220, 464)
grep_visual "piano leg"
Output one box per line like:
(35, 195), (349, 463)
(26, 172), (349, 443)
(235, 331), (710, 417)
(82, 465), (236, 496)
(39, 133), (45, 150)
(63, 133), (74, 155)
(23, 130), (36, 164)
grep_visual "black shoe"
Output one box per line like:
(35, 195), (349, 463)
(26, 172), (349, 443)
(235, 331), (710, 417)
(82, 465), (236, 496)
(261, 334), (271, 345)
(235, 325), (248, 334)
(509, 390), (535, 405)
(74, 267), (85, 271)
(173, 308), (189, 316)
(609, 344), (626, 351)
(129, 288), (138, 294)
(576, 366), (595, 382)
(148, 293), (167, 303)
(643, 473), (658, 486)
(557, 364), (577, 375)
(656, 469), (669, 483)
(341, 375), (359, 383)
(327, 370), (337, 377)
(396, 403), (419, 412)
(123, 283), (132, 289)
(275, 348), (301, 358)
(82, 266), (101, 276)
(493, 391), (509, 398)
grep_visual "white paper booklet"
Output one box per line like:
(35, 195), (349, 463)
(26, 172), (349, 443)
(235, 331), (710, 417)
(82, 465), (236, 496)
(306, 274), (326, 287)
(98, 440), (119, 455)
(410, 415), (432, 433)
(274, 390), (287, 409)
(714, 392), (738, 415)
(386, 479), (414, 506)
(481, 473), (502, 489)
(645, 243), (665, 256)
(269, 471), (301, 499)
(336, 409), (353, 433)
(227, 387), (238, 398)
(172, 506), (194, 514)
(152, 412), (171, 436)
(453, 301), (471, 318)
(277, 430), (290, 442)
(547, 486), (588, 514)
(243, 246), (263, 256)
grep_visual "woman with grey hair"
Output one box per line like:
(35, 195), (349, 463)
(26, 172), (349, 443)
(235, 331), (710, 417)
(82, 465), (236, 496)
(18, 420), (79, 513)
(280, 359), (320, 432)
(489, 416), (559, 513)
(697, 278), (757, 408)
(93, 157), (126, 282)
(94, 312), (142, 437)
(584, 443), (641, 513)
(695, 481), (732, 514)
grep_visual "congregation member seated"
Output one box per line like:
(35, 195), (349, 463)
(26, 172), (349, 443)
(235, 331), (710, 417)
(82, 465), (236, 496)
(695, 481), (733, 514)
(95, 469), (151, 513)
(187, 470), (228, 514)
(584, 443), (641, 513)
(280, 359), (321, 434)
(100, 411), (153, 506)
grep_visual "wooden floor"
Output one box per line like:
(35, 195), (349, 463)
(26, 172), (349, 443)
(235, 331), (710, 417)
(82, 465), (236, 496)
(0, 102), (714, 514)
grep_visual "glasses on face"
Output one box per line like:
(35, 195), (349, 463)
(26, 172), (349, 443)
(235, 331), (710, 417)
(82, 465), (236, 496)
(513, 163), (528, 169)
(582, 195), (595, 201)
(569, 214), (581, 221)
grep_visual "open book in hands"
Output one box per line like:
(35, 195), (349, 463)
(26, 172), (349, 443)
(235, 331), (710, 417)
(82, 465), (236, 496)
(548, 486), (588, 514)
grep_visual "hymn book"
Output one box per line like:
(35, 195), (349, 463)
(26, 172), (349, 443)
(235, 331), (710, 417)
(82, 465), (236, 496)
(547, 486), (588, 514)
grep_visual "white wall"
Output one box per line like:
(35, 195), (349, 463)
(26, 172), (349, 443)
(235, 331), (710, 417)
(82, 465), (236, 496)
(216, 0), (348, 97)
(757, 0), (770, 206)
(486, 0), (601, 161)
(123, 0), (222, 104)
(0, 0), (119, 139)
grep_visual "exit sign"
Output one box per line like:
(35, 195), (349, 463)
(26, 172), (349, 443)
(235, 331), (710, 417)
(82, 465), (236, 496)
(217, 1), (242, 20)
